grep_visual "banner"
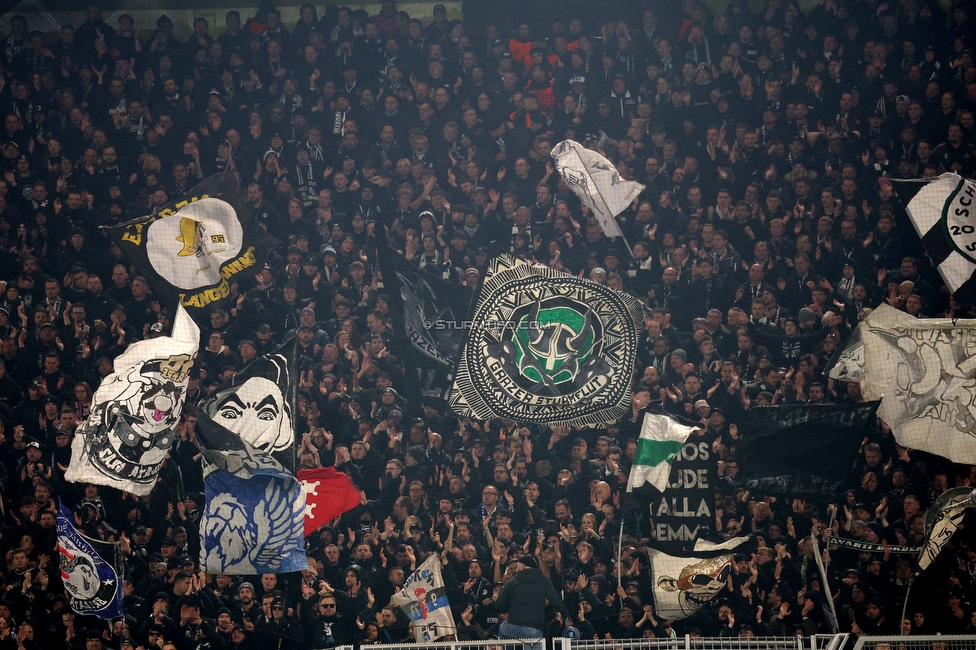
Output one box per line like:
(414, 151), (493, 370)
(65, 304), (199, 496)
(650, 435), (715, 545)
(826, 537), (920, 554)
(107, 173), (276, 324)
(390, 555), (456, 642)
(196, 410), (307, 575)
(198, 339), (303, 471)
(551, 139), (643, 243)
(648, 536), (748, 620)
(376, 241), (473, 401)
(739, 402), (880, 495)
(297, 467), (363, 537)
(917, 487), (976, 574)
(860, 304), (976, 464)
(449, 254), (643, 427)
(905, 173), (976, 305)
(628, 413), (698, 493)
(57, 504), (125, 618)
(826, 325), (864, 383)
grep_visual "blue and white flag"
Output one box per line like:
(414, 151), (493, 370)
(57, 504), (125, 618)
(390, 555), (456, 642)
(195, 407), (307, 574)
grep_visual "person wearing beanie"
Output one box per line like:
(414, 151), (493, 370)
(233, 582), (261, 629)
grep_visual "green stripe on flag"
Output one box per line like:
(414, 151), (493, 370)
(634, 438), (684, 468)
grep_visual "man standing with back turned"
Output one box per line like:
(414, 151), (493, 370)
(495, 556), (569, 650)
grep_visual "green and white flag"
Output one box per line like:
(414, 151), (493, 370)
(627, 413), (698, 492)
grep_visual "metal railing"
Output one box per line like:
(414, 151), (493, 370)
(336, 635), (852, 650)
(853, 635), (976, 650)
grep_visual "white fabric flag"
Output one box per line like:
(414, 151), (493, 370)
(65, 304), (200, 495)
(860, 303), (976, 464)
(904, 172), (976, 304)
(649, 536), (747, 620)
(390, 555), (456, 642)
(551, 139), (643, 240)
(627, 413), (698, 492)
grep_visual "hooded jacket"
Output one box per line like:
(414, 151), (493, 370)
(495, 567), (569, 631)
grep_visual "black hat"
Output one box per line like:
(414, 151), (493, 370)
(156, 15), (173, 26)
(433, 3), (447, 13)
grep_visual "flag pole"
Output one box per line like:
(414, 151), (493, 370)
(617, 519), (625, 580)
(810, 535), (840, 633)
(900, 578), (913, 635)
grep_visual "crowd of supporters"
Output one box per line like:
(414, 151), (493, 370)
(0, 0), (975, 647)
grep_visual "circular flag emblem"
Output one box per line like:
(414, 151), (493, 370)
(451, 256), (643, 426)
(145, 198), (245, 291)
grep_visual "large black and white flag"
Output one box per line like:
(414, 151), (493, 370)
(57, 503), (124, 618)
(449, 254), (644, 427)
(552, 139), (643, 243)
(906, 172), (976, 304)
(648, 536), (749, 620)
(916, 487), (976, 575)
(65, 305), (199, 495)
(739, 402), (880, 496)
(860, 304), (976, 464)
(107, 173), (276, 325)
(198, 339), (303, 471)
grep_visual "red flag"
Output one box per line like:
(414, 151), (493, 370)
(297, 467), (362, 537)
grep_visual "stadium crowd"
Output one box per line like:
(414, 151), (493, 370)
(0, 0), (976, 647)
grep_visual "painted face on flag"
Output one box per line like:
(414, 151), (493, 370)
(211, 377), (292, 453)
(657, 554), (732, 617)
(93, 359), (187, 469)
(60, 549), (100, 600)
(57, 540), (119, 609)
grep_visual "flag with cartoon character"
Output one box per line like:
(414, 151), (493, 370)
(860, 303), (976, 464)
(390, 555), (456, 642)
(65, 304), (199, 496)
(197, 338), (303, 471)
(57, 503), (124, 618)
(648, 536), (750, 620)
(106, 173), (276, 327)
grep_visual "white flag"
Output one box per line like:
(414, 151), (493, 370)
(860, 303), (976, 464)
(65, 305), (199, 495)
(627, 413), (697, 492)
(649, 536), (747, 620)
(551, 139), (643, 240)
(904, 173), (976, 305)
(390, 555), (456, 642)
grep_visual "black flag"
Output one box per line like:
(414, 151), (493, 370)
(376, 233), (474, 403)
(107, 173), (276, 326)
(739, 402), (880, 496)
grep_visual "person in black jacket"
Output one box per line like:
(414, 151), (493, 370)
(495, 556), (568, 650)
